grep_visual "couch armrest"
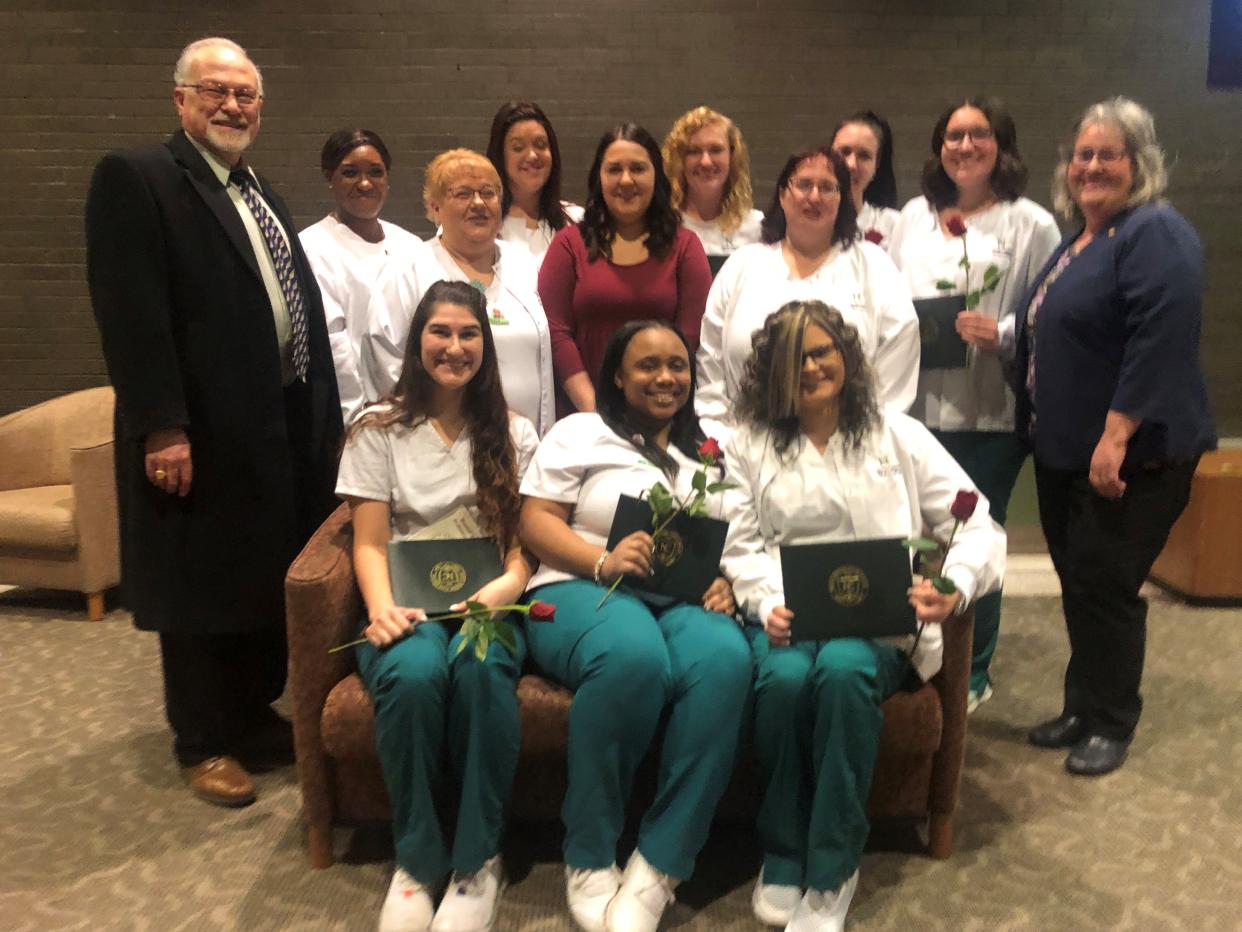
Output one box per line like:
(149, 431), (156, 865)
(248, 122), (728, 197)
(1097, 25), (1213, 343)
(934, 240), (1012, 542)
(285, 502), (361, 843)
(928, 606), (973, 815)
(69, 440), (120, 593)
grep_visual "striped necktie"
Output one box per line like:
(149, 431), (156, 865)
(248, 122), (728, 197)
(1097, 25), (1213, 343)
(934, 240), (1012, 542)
(229, 168), (310, 380)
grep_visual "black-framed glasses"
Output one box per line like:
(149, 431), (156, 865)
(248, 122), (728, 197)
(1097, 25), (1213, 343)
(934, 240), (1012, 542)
(179, 81), (262, 108)
(788, 178), (840, 198)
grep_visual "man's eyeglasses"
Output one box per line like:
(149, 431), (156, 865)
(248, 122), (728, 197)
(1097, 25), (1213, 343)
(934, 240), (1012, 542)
(448, 186), (500, 203)
(179, 81), (262, 108)
(787, 178), (840, 198)
(943, 127), (994, 146)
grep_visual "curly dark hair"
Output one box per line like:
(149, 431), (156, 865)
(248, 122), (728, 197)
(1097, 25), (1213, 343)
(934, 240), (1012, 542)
(485, 101), (572, 230)
(348, 280), (521, 547)
(580, 123), (680, 262)
(921, 96), (1029, 211)
(759, 146), (858, 249)
(736, 300), (879, 455)
(596, 320), (708, 479)
(319, 128), (392, 176)
(832, 111), (898, 210)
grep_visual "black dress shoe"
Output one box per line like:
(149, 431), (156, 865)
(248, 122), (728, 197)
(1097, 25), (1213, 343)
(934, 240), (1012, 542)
(1028, 713), (1086, 748)
(1066, 734), (1130, 776)
(233, 711), (295, 771)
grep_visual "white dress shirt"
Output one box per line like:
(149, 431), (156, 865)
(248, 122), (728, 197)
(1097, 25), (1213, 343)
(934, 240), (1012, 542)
(681, 209), (764, 257)
(497, 202), (584, 263)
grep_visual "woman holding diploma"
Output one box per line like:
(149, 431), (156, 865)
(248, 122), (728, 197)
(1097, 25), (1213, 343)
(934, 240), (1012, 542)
(519, 320), (750, 932)
(887, 97), (1059, 711)
(337, 280), (539, 932)
(720, 300), (1005, 931)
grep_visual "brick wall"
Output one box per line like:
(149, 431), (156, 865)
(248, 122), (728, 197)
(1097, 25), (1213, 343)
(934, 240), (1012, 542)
(2, 0), (1239, 430)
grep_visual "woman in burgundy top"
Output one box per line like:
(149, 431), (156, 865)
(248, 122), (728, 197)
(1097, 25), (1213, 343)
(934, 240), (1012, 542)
(539, 123), (712, 417)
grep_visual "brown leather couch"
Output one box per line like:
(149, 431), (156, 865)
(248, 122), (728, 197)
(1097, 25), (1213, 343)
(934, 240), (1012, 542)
(287, 504), (972, 869)
(0, 387), (119, 620)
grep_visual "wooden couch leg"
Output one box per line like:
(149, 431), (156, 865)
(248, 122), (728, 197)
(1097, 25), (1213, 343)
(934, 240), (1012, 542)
(86, 591), (105, 621)
(308, 824), (334, 869)
(928, 812), (953, 859)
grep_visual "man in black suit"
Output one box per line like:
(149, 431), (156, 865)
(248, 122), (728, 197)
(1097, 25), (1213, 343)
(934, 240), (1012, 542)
(86, 37), (343, 806)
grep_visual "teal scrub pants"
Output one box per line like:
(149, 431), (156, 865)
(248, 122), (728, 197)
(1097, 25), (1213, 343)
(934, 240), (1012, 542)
(930, 429), (1027, 694)
(525, 579), (752, 881)
(749, 629), (908, 892)
(356, 618), (526, 882)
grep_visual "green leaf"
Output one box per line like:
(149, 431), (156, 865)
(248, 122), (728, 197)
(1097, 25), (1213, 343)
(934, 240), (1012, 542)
(454, 637), (469, 656)
(958, 256), (969, 268)
(687, 498), (707, 517)
(692, 469), (707, 493)
(932, 576), (958, 595)
(465, 600), (487, 614)
(965, 290), (981, 310)
(648, 483), (674, 520)
(706, 481), (734, 493)
(493, 620), (518, 656)
(982, 264), (1001, 288)
(475, 630), (490, 661)
(903, 536), (941, 552)
(935, 279), (955, 291)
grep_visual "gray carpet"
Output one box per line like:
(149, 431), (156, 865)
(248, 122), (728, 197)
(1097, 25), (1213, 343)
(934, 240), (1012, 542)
(2, 588), (1240, 931)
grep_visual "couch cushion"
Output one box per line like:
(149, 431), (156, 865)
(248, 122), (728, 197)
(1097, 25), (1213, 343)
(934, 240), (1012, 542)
(0, 485), (76, 553)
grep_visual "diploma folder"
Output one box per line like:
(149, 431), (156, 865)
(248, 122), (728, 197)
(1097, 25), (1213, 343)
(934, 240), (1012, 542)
(386, 537), (503, 614)
(707, 254), (729, 278)
(780, 537), (917, 641)
(914, 295), (969, 370)
(605, 494), (729, 605)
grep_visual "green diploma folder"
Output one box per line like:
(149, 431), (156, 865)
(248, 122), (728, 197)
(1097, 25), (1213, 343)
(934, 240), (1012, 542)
(605, 494), (729, 605)
(914, 294), (969, 370)
(387, 537), (502, 614)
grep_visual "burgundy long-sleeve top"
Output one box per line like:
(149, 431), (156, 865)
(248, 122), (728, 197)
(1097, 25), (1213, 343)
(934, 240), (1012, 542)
(538, 224), (711, 415)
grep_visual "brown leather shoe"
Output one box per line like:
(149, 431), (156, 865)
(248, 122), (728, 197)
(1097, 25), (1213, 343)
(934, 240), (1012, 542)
(182, 756), (256, 808)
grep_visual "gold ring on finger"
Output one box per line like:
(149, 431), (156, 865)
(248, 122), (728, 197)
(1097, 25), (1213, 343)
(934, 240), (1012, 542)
(154, 469), (167, 480)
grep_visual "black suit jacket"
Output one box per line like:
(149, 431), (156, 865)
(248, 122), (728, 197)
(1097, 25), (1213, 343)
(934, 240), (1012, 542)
(86, 130), (343, 633)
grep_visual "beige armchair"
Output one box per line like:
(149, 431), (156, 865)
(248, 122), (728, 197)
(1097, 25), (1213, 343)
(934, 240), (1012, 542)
(0, 387), (119, 620)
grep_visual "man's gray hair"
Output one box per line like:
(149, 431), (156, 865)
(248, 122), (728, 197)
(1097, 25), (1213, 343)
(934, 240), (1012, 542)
(1051, 96), (1168, 223)
(173, 36), (264, 95)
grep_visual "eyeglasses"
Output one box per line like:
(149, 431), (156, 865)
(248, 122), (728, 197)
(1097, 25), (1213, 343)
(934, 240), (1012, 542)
(943, 127), (994, 146)
(1071, 147), (1128, 165)
(787, 178), (840, 197)
(448, 186), (500, 203)
(179, 81), (262, 108)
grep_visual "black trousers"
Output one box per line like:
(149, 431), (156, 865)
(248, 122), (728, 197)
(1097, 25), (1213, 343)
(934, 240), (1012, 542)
(159, 630), (287, 766)
(1034, 458), (1198, 740)
(158, 382), (313, 767)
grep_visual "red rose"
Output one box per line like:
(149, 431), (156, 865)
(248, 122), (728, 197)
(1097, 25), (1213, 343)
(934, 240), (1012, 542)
(950, 489), (980, 521)
(698, 438), (723, 460)
(946, 215), (968, 237)
(528, 601), (556, 622)
(864, 228), (884, 245)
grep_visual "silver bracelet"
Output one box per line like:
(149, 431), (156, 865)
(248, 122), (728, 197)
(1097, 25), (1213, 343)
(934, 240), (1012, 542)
(593, 549), (610, 586)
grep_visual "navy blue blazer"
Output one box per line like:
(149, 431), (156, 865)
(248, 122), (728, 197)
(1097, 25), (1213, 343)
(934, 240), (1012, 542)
(1012, 203), (1216, 472)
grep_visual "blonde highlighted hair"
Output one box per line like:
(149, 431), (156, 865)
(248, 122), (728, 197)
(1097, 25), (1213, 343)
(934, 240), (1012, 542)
(422, 148), (503, 221)
(662, 107), (754, 235)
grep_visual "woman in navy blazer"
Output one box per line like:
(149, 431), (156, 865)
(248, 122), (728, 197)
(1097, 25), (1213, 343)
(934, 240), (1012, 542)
(1013, 97), (1216, 776)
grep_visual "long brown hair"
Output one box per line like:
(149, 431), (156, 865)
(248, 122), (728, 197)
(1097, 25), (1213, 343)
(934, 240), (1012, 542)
(349, 280), (521, 546)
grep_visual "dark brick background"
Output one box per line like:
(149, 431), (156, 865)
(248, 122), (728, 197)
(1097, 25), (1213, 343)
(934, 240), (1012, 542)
(1, 0), (1239, 430)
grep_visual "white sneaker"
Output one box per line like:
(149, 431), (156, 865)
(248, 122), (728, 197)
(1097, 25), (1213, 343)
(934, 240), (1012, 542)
(751, 867), (801, 926)
(784, 870), (858, 932)
(378, 866), (434, 932)
(967, 683), (994, 715)
(431, 855), (505, 932)
(604, 851), (677, 932)
(566, 863), (622, 932)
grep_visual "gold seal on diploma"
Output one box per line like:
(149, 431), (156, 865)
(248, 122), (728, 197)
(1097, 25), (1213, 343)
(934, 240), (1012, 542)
(828, 565), (869, 607)
(429, 561), (468, 593)
(652, 529), (685, 568)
